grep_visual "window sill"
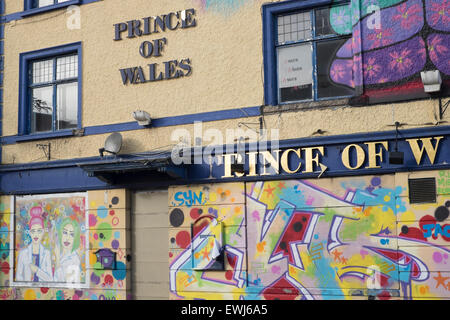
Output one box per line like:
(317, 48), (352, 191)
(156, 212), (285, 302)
(21, 0), (80, 18)
(14, 130), (76, 143)
(263, 97), (352, 114)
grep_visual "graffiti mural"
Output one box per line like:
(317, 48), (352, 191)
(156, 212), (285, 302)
(0, 190), (130, 300)
(169, 171), (450, 300)
(169, 183), (248, 299)
(329, 0), (450, 102)
(193, 0), (253, 14)
(13, 193), (88, 287)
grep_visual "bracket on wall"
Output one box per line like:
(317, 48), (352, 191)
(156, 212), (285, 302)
(439, 98), (450, 120)
(36, 143), (51, 161)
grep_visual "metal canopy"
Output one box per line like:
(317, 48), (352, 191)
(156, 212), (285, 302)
(76, 151), (186, 184)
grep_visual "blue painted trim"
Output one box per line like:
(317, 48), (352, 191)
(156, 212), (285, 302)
(2, 0), (101, 23)
(2, 105), (261, 145)
(2, 125), (449, 172)
(1, 126), (449, 195)
(22, 0), (80, 17)
(85, 106), (261, 134)
(14, 130), (74, 143)
(18, 42), (82, 136)
(262, 0), (333, 106)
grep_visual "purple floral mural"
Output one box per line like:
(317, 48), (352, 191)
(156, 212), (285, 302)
(329, 0), (450, 101)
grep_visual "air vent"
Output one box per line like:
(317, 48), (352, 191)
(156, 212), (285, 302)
(408, 178), (436, 204)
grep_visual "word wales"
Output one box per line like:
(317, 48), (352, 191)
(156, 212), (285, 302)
(114, 9), (196, 85)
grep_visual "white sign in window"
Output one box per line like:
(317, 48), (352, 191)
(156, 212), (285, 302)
(277, 43), (313, 102)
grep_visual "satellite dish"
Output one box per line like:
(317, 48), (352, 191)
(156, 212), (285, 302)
(99, 132), (122, 157)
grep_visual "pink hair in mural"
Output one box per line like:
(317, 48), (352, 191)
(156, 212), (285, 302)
(28, 206), (44, 229)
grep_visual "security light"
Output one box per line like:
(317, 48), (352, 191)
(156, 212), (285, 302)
(420, 70), (442, 93)
(132, 110), (152, 126)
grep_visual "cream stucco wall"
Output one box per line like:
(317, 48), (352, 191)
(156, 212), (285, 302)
(2, 98), (448, 164)
(1, 0), (449, 165)
(3, 0), (264, 137)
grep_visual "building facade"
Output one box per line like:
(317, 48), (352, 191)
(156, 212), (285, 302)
(0, 0), (449, 300)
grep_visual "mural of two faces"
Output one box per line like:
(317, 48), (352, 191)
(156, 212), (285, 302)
(169, 170), (450, 300)
(0, 189), (129, 300)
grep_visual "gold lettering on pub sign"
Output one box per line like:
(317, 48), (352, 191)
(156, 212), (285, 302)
(406, 136), (443, 165)
(220, 136), (444, 178)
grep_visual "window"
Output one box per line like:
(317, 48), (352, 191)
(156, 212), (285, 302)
(19, 43), (82, 137)
(23, 0), (80, 16)
(35, 0), (70, 8)
(263, 1), (355, 105)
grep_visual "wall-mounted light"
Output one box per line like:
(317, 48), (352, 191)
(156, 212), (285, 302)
(389, 122), (404, 165)
(132, 110), (152, 126)
(420, 70), (442, 93)
(99, 132), (122, 157)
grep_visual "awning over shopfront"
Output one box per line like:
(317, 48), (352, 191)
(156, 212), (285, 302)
(77, 151), (187, 184)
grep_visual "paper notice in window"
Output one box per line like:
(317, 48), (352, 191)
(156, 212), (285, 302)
(278, 43), (313, 89)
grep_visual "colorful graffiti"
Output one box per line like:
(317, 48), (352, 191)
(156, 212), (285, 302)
(0, 190), (130, 300)
(13, 194), (88, 286)
(193, 0), (253, 14)
(329, 0), (450, 101)
(169, 171), (450, 300)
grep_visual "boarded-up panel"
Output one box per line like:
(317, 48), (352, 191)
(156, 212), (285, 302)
(131, 190), (169, 300)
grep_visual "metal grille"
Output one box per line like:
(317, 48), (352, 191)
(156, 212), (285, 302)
(408, 178), (437, 204)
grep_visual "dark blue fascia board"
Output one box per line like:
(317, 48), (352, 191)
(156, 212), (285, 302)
(2, 0), (101, 23)
(278, 125), (450, 150)
(190, 124), (450, 156)
(262, 0), (332, 106)
(18, 42), (82, 136)
(1, 125), (449, 195)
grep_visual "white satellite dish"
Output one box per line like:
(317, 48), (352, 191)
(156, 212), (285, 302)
(99, 132), (122, 157)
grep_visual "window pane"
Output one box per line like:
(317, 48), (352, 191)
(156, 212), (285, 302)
(56, 55), (78, 80)
(38, 0), (54, 7)
(32, 59), (54, 84)
(31, 86), (53, 133)
(277, 11), (312, 44)
(316, 39), (354, 99)
(56, 82), (78, 130)
(278, 43), (313, 102)
(315, 5), (351, 36)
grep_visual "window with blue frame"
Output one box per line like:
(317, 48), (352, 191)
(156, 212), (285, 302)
(36, 0), (70, 7)
(19, 43), (82, 136)
(23, 0), (80, 14)
(264, 1), (355, 105)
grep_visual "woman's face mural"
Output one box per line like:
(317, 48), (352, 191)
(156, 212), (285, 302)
(61, 224), (75, 251)
(13, 194), (88, 287)
(29, 224), (44, 245)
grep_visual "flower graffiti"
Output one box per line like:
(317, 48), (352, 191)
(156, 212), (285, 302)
(329, 0), (449, 98)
